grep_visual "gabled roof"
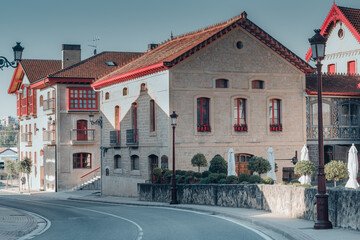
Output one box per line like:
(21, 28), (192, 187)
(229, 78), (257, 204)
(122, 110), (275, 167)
(93, 12), (313, 89)
(0, 148), (17, 154)
(8, 59), (61, 94)
(305, 3), (360, 61)
(306, 73), (360, 96)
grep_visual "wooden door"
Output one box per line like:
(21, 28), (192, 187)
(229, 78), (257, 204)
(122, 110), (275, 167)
(77, 120), (88, 141)
(235, 153), (253, 176)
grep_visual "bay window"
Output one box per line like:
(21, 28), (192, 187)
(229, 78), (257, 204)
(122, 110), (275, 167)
(68, 88), (98, 110)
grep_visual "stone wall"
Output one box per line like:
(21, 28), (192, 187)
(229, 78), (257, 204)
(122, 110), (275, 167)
(138, 184), (360, 231)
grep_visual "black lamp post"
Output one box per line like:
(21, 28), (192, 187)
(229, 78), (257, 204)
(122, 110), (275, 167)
(89, 113), (103, 128)
(170, 111), (178, 204)
(308, 29), (332, 230)
(0, 42), (24, 70)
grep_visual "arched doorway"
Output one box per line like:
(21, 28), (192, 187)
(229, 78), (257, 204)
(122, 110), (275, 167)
(235, 153), (253, 176)
(324, 145), (333, 165)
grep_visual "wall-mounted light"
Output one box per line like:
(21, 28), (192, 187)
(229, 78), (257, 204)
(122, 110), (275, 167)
(0, 42), (24, 70)
(89, 113), (102, 128)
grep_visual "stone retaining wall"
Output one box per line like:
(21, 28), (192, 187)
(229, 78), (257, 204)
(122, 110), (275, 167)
(138, 184), (360, 231)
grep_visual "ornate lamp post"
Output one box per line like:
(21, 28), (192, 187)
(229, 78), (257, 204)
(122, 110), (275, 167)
(89, 113), (103, 128)
(170, 111), (178, 204)
(0, 42), (24, 70)
(308, 29), (332, 229)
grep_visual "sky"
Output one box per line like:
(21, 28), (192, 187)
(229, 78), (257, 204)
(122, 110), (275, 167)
(0, 0), (359, 117)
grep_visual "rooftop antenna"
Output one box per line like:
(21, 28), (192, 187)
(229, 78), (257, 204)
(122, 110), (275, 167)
(88, 36), (100, 55)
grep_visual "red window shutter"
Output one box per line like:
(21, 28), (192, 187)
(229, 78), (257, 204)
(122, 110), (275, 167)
(327, 64), (335, 74)
(348, 61), (355, 74)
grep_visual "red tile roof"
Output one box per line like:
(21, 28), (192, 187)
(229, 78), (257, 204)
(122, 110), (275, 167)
(20, 59), (62, 83)
(306, 73), (360, 96)
(338, 6), (360, 34)
(93, 12), (313, 89)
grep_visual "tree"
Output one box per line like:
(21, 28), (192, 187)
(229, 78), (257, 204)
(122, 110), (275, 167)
(0, 125), (18, 147)
(191, 153), (208, 172)
(20, 157), (32, 193)
(209, 154), (227, 174)
(4, 159), (15, 189)
(294, 160), (316, 177)
(325, 160), (349, 187)
(247, 156), (271, 175)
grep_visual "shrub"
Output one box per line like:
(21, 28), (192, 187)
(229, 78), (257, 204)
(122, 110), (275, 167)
(152, 168), (162, 176)
(240, 181), (249, 184)
(325, 160), (349, 187)
(193, 172), (202, 178)
(185, 170), (196, 178)
(218, 173), (227, 181)
(249, 175), (262, 184)
(185, 176), (194, 184)
(163, 170), (172, 184)
(202, 171), (211, 178)
(290, 179), (300, 184)
(219, 179), (227, 184)
(176, 170), (186, 175)
(209, 173), (219, 183)
(199, 177), (210, 184)
(209, 154), (227, 174)
(238, 173), (251, 183)
(226, 175), (238, 184)
(294, 161), (316, 176)
(301, 184), (313, 188)
(247, 156), (271, 175)
(191, 153), (208, 172)
(176, 175), (185, 184)
(262, 177), (274, 184)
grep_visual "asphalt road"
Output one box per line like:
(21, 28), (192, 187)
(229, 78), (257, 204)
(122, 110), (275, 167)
(0, 194), (271, 240)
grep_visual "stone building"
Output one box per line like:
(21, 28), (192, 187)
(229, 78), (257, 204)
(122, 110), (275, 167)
(8, 45), (141, 191)
(93, 12), (313, 196)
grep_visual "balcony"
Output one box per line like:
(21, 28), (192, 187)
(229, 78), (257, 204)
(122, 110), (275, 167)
(21, 132), (32, 146)
(43, 98), (55, 113)
(43, 130), (56, 145)
(70, 129), (95, 145)
(110, 130), (121, 147)
(307, 126), (360, 140)
(126, 129), (138, 147)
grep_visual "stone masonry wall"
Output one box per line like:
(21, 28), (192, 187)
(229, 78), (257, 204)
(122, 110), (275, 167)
(138, 184), (360, 231)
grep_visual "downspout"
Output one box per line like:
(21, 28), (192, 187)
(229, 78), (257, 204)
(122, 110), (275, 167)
(43, 79), (58, 192)
(93, 87), (103, 195)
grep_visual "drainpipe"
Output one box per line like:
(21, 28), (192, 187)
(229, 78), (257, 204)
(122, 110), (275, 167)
(93, 87), (103, 195)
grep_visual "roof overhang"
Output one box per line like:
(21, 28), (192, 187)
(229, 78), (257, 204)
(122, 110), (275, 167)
(31, 77), (94, 89)
(7, 64), (24, 94)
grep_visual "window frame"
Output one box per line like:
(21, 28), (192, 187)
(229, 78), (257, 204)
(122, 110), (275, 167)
(150, 100), (156, 132)
(347, 61), (356, 75)
(123, 87), (128, 96)
(114, 155), (121, 169)
(340, 102), (360, 126)
(215, 79), (229, 88)
(131, 155), (139, 170)
(327, 64), (335, 74)
(73, 152), (92, 169)
(252, 80), (264, 89)
(269, 99), (282, 132)
(197, 97), (211, 132)
(67, 87), (98, 111)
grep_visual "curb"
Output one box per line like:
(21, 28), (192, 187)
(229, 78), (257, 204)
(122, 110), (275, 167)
(18, 210), (51, 240)
(68, 197), (314, 240)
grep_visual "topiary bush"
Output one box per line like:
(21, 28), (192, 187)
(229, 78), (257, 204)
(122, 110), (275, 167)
(247, 156), (271, 175)
(209, 173), (219, 183)
(199, 177), (210, 184)
(152, 168), (162, 176)
(226, 175), (238, 184)
(238, 173), (251, 183)
(249, 175), (262, 184)
(325, 160), (349, 187)
(262, 177), (274, 184)
(209, 154), (227, 174)
(217, 173), (227, 181)
(163, 170), (172, 183)
(191, 153), (208, 172)
(294, 160), (316, 177)
(202, 171), (211, 178)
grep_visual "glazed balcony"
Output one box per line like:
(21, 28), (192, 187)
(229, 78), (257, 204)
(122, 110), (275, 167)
(43, 98), (55, 113)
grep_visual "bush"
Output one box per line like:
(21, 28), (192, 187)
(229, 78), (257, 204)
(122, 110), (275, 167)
(289, 179), (300, 184)
(209, 173), (219, 183)
(185, 176), (193, 184)
(249, 175), (262, 184)
(152, 168), (162, 176)
(262, 177), (274, 184)
(218, 179), (227, 184)
(199, 177), (210, 184)
(226, 175), (238, 184)
(218, 173), (227, 181)
(209, 154), (227, 174)
(202, 171), (211, 178)
(163, 170), (172, 184)
(325, 160), (349, 187)
(238, 173), (251, 183)
(301, 184), (313, 188)
(247, 156), (271, 175)
(193, 172), (202, 178)
(176, 170), (187, 176)
(191, 153), (208, 172)
(294, 161), (316, 176)
(240, 181), (249, 184)
(176, 175), (185, 184)
(185, 170), (196, 178)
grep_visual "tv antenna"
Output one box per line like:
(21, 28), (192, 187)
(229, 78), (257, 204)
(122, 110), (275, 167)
(88, 36), (100, 55)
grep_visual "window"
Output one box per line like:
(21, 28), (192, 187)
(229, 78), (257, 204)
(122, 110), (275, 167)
(34, 152), (37, 165)
(105, 92), (110, 100)
(341, 103), (359, 126)
(269, 99), (282, 131)
(68, 88), (97, 110)
(34, 123), (37, 136)
(114, 155), (121, 169)
(234, 98), (247, 131)
(132, 102), (137, 130)
(23, 87), (26, 97)
(115, 106), (120, 131)
(73, 153), (91, 168)
(123, 88), (128, 96)
(236, 41), (243, 49)
(161, 155), (168, 169)
(348, 61), (356, 74)
(197, 97), (210, 132)
(215, 79), (228, 88)
(106, 61), (117, 66)
(150, 100), (155, 132)
(141, 83), (147, 92)
(252, 80), (264, 89)
(40, 149), (44, 156)
(131, 155), (139, 170)
(312, 102), (331, 126)
(327, 64), (335, 74)
(40, 95), (43, 107)
(76, 120), (88, 141)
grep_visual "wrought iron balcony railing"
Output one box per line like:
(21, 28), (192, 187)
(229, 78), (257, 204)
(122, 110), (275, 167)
(70, 129), (95, 144)
(43, 98), (55, 111)
(126, 129), (138, 146)
(110, 130), (121, 146)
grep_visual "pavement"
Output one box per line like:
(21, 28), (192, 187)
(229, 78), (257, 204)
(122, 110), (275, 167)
(0, 188), (359, 240)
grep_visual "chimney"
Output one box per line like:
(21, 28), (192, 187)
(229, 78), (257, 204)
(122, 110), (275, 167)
(62, 44), (81, 68)
(147, 43), (159, 50)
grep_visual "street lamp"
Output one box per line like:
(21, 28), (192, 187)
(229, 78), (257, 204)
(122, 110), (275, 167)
(0, 42), (24, 70)
(170, 111), (178, 204)
(89, 113), (103, 128)
(308, 29), (332, 230)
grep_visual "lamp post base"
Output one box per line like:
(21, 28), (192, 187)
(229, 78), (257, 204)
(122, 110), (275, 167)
(314, 220), (332, 229)
(314, 193), (332, 229)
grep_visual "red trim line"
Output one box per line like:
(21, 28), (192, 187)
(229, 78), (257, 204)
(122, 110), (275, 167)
(307, 91), (360, 96)
(80, 166), (101, 179)
(92, 62), (168, 89)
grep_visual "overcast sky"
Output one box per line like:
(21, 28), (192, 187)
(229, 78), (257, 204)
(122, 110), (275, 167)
(0, 0), (358, 117)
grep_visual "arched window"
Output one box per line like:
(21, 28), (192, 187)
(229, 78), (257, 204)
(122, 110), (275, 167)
(341, 102), (360, 126)
(40, 95), (43, 107)
(141, 83), (147, 92)
(150, 100), (155, 132)
(123, 87), (128, 96)
(234, 98), (247, 131)
(132, 103), (137, 142)
(114, 155), (121, 169)
(73, 152), (91, 168)
(347, 61), (356, 74)
(34, 123), (37, 136)
(115, 106), (120, 131)
(131, 155), (139, 170)
(311, 102), (331, 126)
(197, 97), (210, 132)
(161, 155), (168, 169)
(252, 80), (264, 89)
(105, 92), (110, 100)
(215, 79), (228, 88)
(269, 99), (282, 131)
(106, 168), (110, 176)
(327, 64), (335, 74)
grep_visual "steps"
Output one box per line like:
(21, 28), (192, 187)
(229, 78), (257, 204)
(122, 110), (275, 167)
(71, 175), (101, 191)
